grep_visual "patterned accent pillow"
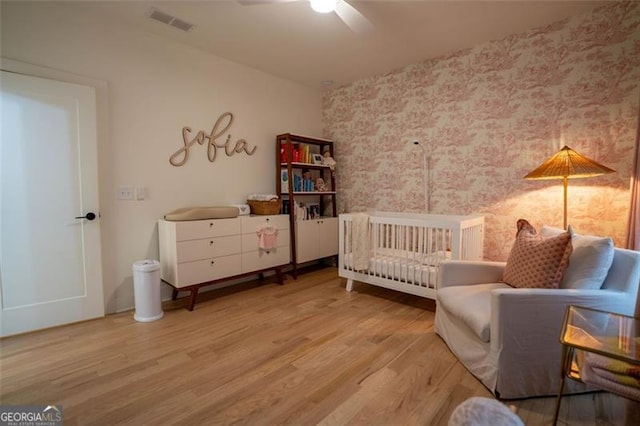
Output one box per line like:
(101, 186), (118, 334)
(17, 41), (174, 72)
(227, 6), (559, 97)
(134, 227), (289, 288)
(502, 219), (573, 289)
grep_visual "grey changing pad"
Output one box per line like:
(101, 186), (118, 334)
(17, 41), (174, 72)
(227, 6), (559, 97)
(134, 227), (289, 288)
(164, 206), (240, 221)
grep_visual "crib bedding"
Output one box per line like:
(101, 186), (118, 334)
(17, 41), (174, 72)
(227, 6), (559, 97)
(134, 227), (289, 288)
(342, 253), (440, 288)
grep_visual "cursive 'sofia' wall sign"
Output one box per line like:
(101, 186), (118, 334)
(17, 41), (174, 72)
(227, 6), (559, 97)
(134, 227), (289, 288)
(169, 112), (257, 167)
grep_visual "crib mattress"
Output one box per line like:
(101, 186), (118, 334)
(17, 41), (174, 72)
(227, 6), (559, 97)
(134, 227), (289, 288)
(343, 253), (439, 288)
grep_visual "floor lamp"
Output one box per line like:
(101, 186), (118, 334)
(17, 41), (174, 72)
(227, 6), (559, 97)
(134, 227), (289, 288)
(524, 145), (615, 230)
(413, 141), (430, 213)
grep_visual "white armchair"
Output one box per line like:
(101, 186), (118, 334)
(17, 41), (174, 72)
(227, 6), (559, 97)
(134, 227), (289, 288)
(435, 247), (640, 399)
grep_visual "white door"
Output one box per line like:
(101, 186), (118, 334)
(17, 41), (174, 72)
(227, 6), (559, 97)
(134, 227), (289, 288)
(0, 70), (104, 337)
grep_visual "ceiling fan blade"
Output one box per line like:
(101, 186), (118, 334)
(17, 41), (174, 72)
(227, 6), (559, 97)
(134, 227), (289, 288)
(237, 0), (297, 5)
(335, 0), (373, 35)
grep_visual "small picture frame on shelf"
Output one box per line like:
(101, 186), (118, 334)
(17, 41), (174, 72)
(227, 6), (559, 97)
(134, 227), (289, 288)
(307, 203), (320, 219)
(312, 153), (324, 165)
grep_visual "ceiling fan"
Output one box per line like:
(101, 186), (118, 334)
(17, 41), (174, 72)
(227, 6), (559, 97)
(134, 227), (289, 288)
(238, 0), (373, 35)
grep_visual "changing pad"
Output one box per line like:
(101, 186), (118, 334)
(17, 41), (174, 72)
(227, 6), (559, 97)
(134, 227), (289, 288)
(164, 206), (239, 221)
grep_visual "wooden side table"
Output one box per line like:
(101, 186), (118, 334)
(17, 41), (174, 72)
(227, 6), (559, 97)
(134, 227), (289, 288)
(553, 305), (640, 425)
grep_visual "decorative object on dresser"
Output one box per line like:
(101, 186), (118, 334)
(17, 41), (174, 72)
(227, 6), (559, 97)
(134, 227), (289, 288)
(247, 194), (281, 215)
(276, 133), (338, 278)
(158, 212), (291, 310)
(338, 212), (484, 299)
(230, 204), (251, 216)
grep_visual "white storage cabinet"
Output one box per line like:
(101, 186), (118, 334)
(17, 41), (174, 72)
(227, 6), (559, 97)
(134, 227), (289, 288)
(295, 217), (338, 264)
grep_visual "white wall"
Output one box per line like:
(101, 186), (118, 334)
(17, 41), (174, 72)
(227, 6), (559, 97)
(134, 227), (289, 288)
(1, 2), (322, 313)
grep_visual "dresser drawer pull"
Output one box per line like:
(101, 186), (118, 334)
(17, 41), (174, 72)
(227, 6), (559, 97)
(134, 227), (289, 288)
(209, 241), (214, 246)
(210, 260), (215, 266)
(209, 222), (214, 227)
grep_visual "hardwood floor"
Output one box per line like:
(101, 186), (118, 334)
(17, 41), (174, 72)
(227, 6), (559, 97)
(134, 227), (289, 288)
(0, 267), (632, 425)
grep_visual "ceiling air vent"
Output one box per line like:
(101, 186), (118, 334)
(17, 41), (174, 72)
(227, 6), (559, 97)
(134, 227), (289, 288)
(148, 8), (195, 32)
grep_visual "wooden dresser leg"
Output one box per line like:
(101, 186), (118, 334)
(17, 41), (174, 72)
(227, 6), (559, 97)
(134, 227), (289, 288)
(188, 288), (199, 311)
(171, 288), (179, 301)
(276, 267), (284, 285)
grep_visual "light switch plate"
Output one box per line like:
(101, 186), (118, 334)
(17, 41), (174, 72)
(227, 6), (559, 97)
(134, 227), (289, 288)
(136, 186), (147, 200)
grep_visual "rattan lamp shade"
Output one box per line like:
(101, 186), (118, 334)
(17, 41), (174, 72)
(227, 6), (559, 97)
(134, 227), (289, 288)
(524, 145), (615, 229)
(524, 146), (615, 180)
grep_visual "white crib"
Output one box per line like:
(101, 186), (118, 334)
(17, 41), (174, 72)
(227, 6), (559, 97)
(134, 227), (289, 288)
(339, 212), (484, 299)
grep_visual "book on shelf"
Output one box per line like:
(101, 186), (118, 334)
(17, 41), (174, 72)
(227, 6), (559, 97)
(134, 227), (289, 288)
(280, 169), (289, 192)
(292, 169), (303, 192)
(293, 202), (321, 220)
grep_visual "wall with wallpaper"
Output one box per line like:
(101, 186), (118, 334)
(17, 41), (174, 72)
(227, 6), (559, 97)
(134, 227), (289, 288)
(323, 1), (640, 261)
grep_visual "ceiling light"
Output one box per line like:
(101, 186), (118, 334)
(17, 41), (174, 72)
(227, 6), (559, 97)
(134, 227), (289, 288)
(310, 0), (338, 14)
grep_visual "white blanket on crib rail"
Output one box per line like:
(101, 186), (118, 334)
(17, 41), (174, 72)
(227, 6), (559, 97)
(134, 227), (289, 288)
(352, 213), (369, 271)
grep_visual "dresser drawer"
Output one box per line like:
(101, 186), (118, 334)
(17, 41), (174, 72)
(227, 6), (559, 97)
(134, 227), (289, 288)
(175, 254), (242, 288)
(241, 247), (290, 273)
(241, 214), (289, 234)
(176, 235), (242, 263)
(175, 218), (241, 241)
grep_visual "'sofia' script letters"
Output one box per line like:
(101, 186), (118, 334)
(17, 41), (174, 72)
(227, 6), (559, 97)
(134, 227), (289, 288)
(169, 112), (257, 167)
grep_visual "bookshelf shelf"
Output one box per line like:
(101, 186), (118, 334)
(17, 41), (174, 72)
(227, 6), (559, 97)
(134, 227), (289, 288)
(285, 191), (337, 195)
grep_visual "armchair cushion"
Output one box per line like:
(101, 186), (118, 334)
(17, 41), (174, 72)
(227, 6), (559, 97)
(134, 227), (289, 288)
(502, 219), (572, 289)
(437, 283), (510, 342)
(540, 225), (614, 290)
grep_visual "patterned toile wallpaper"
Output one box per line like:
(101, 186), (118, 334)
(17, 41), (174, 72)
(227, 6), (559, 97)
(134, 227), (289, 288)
(322, 1), (640, 261)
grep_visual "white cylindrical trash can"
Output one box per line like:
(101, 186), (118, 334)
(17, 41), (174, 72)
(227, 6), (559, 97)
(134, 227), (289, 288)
(132, 259), (164, 322)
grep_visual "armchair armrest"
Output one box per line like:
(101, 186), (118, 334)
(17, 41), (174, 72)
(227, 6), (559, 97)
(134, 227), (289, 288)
(490, 288), (631, 351)
(438, 260), (506, 289)
(487, 288), (630, 398)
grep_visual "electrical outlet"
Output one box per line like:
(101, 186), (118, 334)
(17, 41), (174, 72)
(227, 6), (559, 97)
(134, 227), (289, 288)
(118, 186), (134, 200)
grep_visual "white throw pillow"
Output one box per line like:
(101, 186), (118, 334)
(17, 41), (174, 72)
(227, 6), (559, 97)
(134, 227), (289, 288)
(540, 225), (614, 290)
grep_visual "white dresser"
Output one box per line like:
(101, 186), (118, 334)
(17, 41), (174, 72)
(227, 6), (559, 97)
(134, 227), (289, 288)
(158, 214), (290, 310)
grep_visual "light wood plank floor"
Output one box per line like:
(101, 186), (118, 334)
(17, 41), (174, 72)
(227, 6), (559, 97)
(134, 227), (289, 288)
(0, 267), (633, 425)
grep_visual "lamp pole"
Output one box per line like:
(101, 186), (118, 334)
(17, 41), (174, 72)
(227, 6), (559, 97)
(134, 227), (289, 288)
(563, 176), (568, 230)
(413, 141), (429, 213)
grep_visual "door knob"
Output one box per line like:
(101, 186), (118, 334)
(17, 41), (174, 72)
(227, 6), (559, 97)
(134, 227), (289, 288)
(75, 212), (97, 221)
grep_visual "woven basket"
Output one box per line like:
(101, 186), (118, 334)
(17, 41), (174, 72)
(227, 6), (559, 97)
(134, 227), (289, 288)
(247, 198), (281, 215)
